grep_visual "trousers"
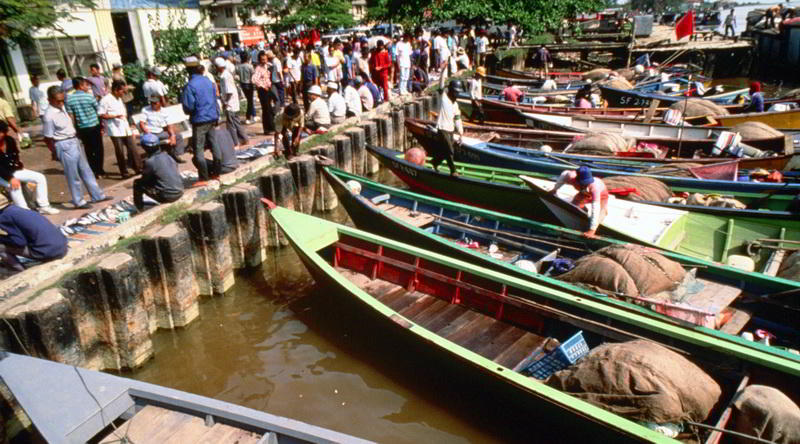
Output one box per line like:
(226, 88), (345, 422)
(55, 138), (105, 206)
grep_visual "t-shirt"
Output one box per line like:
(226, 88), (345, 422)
(344, 85), (362, 116)
(468, 78), (482, 100)
(219, 69), (240, 112)
(86, 75), (107, 98)
(503, 86), (524, 103)
(142, 79), (168, 100)
(286, 56), (302, 82)
(358, 85), (374, 111)
(477, 36), (489, 53)
(307, 97), (331, 126)
(97, 94), (131, 137)
(436, 92), (462, 133)
(396, 41), (412, 68)
(324, 55), (341, 82)
(141, 151), (183, 197)
(141, 106), (169, 133)
(236, 63), (254, 84)
(270, 58), (283, 83)
(327, 92), (346, 118)
(29, 86), (48, 116)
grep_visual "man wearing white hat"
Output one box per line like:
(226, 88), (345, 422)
(215, 56), (248, 150)
(305, 85), (330, 132)
(326, 81), (346, 125)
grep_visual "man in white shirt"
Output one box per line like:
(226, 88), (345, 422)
(139, 93), (185, 162)
(324, 46), (341, 83)
(305, 85), (331, 131)
(326, 81), (347, 125)
(142, 67), (169, 107)
(468, 67), (485, 124)
(344, 79), (362, 117)
(215, 57), (248, 149)
(507, 23), (518, 49)
(42, 86), (108, 208)
(28, 75), (48, 123)
(476, 32), (489, 66)
(433, 31), (448, 73)
(98, 80), (142, 178)
(356, 77), (374, 111)
(286, 49), (303, 105)
(395, 34), (413, 96)
(434, 80), (463, 176)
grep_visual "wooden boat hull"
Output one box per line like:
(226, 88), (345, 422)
(271, 206), (800, 442)
(324, 166), (800, 358)
(0, 352), (369, 443)
(367, 144), (800, 265)
(495, 67), (585, 82)
(600, 85), (748, 108)
(520, 110), (795, 153)
(713, 108), (800, 130)
(406, 118), (797, 173)
(450, 141), (800, 210)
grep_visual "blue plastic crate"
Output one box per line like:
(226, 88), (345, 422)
(524, 331), (590, 379)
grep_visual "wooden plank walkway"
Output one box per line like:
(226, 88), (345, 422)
(98, 405), (262, 444)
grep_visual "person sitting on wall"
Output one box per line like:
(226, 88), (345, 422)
(0, 203), (68, 272)
(133, 133), (184, 211)
(139, 93), (186, 163)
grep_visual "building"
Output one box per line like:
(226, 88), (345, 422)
(199, 0), (277, 49)
(0, 0), (208, 120)
(351, 0), (367, 22)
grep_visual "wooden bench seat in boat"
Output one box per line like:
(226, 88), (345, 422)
(339, 268), (551, 370)
(376, 202), (436, 228)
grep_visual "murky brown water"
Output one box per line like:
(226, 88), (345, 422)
(131, 198), (532, 443)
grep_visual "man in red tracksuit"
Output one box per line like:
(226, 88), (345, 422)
(373, 40), (392, 102)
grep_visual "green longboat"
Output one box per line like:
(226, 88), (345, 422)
(322, 166), (800, 361)
(269, 205), (800, 443)
(367, 144), (800, 274)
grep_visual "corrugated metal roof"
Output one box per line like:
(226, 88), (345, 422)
(110, 0), (200, 9)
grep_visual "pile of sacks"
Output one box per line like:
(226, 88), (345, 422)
(602, 176), (672, 202)
(564, 132), (634, 156)
(668, 193), (747, 209)
(669, 98), (729, 117)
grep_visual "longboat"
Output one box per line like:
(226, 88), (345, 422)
(269, 205), (800, 443)
(366, 144), (800, 269)
(324, 166), (800, 353)
(712, 108), (800, 130)
(599, 84), (750, 107)
(0, 352), (370, 443)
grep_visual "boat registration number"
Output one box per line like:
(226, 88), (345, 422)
(618, 96), (651, 107)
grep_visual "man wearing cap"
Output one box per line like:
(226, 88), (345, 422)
(550, 166), (609, 238)
(434, 80), (463, 176)
(343, 79), (362, 118)
(746, 82), (764, 113)
(305, 85), (331, 131)
(139, 93), (185, 162)
(273, 103), (305, 159)
(326, 81), (346, 125)
(215, 57), (248, 150)
(467, 67), (486, 123)
(133, 133), (184, 211)
(66, 77), (105, 177)
(180, 56), (222, 184)
(43, 86), (109, 209)
(143, 67), (168, 107)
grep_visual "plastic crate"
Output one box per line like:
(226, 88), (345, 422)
(524, 331), (590, 379)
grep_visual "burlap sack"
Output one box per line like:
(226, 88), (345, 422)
(777, 251), (800, 282)
(600, 78), (634, 90)
(614, 68), (636, 81)
(732, 121), (783, 140)
(546, 340), (721, 423)
(669, 98), (730, 117)
(559, 244), (685, 297)
(566, 132), (634, 156)
(602, 176), (672, 202)
(582, 68), (612, 82)
(732, 385), (800, 444)
(645, 163), (705, 177)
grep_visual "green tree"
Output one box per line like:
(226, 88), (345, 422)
(368, 0), (606, 34)
(630, 0), (683, 13)
(148, 9), (211, 102)
(0, 0), (97, 47)
(277, 0), (355, 31)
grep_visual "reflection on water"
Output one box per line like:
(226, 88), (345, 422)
(131, 204), (530, 443)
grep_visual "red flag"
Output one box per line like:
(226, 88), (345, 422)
(675, 10), (695, 40)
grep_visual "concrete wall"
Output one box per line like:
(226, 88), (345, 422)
(0, 94), (424, 373)
(130, 7), (209, 65)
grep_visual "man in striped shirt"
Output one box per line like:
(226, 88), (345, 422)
(66, 77), (105, 177)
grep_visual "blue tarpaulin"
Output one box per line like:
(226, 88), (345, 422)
(110, 0), (200, 9)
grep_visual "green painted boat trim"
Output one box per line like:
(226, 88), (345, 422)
(271, 206), (675, 443)
(327, 167), (800, 364)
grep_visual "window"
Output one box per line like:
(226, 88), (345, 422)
(225, 7), (234, 18)
(20, 36), (101, 80)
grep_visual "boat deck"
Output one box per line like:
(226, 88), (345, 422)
(340, 269), (550, 370)
(98, 405), (262, 444)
